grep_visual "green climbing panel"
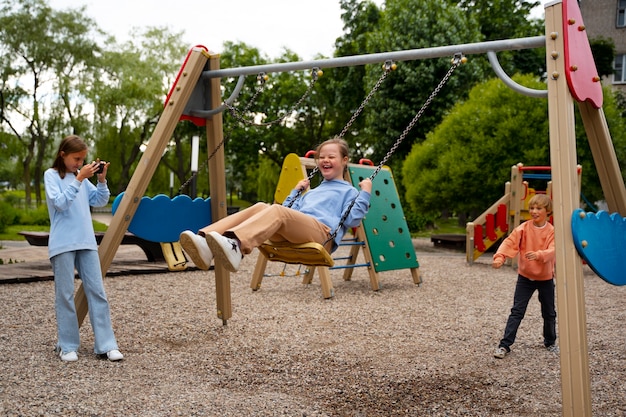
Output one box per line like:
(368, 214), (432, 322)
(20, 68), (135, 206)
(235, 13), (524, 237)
(348, 165), (419, 273)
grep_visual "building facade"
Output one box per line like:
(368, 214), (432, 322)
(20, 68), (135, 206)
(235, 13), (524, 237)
(579, 0), (626, 93)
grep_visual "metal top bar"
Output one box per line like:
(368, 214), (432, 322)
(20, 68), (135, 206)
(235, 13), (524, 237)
(202, 36), (546, 79)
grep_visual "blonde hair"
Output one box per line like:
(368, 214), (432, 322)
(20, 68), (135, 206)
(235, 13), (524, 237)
(314, 137), (350, 161)
(528, 193), (552, 214)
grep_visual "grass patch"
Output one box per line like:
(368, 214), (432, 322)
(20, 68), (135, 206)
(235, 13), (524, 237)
(0, 220), (108, 241)
(413, 217), (466, 238)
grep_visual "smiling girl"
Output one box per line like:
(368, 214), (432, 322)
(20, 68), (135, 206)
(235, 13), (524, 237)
(179, 137), (372, 272)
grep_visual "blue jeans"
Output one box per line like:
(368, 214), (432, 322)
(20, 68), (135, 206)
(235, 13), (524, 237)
(51, 250), (119, 354)
(499, 274), (557, 350)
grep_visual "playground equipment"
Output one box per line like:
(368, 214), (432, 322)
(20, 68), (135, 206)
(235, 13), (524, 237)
(466, 163), (581, 264)
(68, 1), (625, 414)
(110, 193), (213, 271)
(251, 153), (420, 298)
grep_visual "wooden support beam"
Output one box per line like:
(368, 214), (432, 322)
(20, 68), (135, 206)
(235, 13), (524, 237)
(205, 53), (231, 325)
(75, 47), (210, 326)
(545, 2), (592, 415)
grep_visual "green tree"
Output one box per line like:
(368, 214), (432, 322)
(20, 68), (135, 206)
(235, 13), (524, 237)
(0, 0), (101, 205)
(589, 36), (615, 79)
(218, 42), (333, 201)
(451, 0), (545, 76)
(402, 74), (626, 223)
(87, 28), (188, 195)
(363, 0), (485, 167)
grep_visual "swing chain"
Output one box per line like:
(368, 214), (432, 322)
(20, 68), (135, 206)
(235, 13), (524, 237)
(368, 53), (465, 181)
(224, 68), (321, 127)
(325, 53), (465, 245)
(177, 138), (226, 195)
(337, 60), (396, 139)
(176, 73), (272, 195)
(286, 61), (396, 208)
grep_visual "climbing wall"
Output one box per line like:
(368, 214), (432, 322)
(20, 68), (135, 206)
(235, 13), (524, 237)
(348, 165), (419, 273)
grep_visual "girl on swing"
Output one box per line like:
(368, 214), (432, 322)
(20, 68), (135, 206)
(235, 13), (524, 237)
(179, 137), (372, 272)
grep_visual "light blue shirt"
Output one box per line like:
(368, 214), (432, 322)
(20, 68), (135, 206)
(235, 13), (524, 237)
(44, 168), (110, 258)
(283, 179), (371, 250)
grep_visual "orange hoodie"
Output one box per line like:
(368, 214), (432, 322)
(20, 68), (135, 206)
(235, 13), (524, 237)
(493, 220), (555, 281)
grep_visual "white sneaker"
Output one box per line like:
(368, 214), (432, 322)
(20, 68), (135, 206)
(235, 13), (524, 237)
(106, 349), (124, 361)
(494, 346), (509, 359)
(59, 350), (78, 362)
(179, 230), (213, 270)
(205, 231), (243, 272)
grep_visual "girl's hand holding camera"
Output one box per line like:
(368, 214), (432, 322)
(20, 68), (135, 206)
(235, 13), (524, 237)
(77, 160), (109, 182)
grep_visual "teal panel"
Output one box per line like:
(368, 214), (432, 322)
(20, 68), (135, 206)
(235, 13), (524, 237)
(571, 209), (626, 286)
(348, 166), (419, 272)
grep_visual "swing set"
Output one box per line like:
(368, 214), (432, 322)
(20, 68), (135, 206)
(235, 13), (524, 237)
(73, 2), (626, 414)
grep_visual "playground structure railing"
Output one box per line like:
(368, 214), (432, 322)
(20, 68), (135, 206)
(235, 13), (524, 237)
(465, 163), (581, 265)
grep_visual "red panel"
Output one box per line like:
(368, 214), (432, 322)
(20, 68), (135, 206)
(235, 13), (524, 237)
(562, 0), (603, 108)
(497, 204), (508, 233)
(474, 224), (486, 252)
(486, 213), (497, 241)
(164, 45), (209, 127)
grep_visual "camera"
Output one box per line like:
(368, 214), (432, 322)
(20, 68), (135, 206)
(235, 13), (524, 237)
(95, 161), (106, 174)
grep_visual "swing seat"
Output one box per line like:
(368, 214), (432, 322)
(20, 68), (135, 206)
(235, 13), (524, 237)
(258, 241), (335, 267)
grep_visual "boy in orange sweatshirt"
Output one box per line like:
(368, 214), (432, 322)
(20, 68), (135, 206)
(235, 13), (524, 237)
(492, 193), (557, 359)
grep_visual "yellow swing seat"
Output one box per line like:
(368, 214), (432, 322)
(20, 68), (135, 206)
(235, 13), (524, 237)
(258, 241), (335, 267)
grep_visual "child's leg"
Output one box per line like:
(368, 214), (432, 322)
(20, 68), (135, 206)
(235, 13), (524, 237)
(538, 278), (557, 347)
(227, 205), (331, 254)
(198, 202), (270, 236)
(75, 249), (119, 355)
(51, 251), (81, 353)
(499, 275), (535, 349)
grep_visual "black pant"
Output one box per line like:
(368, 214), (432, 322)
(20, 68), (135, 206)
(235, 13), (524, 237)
(499, 274), (557, 350)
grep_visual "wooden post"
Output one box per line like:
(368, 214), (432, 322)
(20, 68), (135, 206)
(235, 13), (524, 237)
(205, 53), (231, 325)
(578, 101), (626, 214)
(545, 2), (592, 415)
(75, 47), (210, 326)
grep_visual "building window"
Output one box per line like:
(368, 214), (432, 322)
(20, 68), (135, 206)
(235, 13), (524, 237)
(618, 0), (626, 27)
(615, 54), (625, 83)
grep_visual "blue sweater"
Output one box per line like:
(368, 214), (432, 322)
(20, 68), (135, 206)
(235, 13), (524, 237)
(283, 179), (370, 251)
(44, 168), (110, 259)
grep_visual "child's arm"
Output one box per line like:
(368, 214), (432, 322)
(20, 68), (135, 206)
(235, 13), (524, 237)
(492, 226), (523, 269)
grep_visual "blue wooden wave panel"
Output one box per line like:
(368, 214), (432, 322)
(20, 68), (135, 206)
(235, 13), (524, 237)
(112, 193), (212, 243)
(571, 209), (626, 286)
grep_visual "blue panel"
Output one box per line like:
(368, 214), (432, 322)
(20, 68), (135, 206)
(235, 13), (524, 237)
(571, 209), (626, 286)
(112, 193), (212, 243)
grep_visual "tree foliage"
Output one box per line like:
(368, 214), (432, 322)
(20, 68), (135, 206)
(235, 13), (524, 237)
(0, 0), (100, 205)
(362, 0), (485, 167)
(402, 74), (626, 220)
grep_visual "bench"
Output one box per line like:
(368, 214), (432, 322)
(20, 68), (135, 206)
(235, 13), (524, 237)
(19, 231), (165, 262)
(430, 233), (466, 250)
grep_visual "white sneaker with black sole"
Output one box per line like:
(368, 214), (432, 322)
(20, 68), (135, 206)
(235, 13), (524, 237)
(205, 231), (243, 272)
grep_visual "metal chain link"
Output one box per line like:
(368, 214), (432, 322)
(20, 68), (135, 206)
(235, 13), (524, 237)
(337, 60), (395, 139)
(324, 53), (465, 244)
(224, 68), (321, 127)
(286, 61), (396, 207)
(177, 72), (286, 195)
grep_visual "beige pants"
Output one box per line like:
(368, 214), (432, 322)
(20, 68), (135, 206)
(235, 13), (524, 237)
(199, 202), (332, 255)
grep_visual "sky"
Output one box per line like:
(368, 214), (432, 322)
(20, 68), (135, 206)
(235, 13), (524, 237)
(48, 0), (548, 61)
(47, 0), (383, 60)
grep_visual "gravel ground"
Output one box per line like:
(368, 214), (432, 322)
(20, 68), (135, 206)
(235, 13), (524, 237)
(1, 242), (625, 416)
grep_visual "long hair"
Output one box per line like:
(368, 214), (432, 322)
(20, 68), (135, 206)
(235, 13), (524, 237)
(51, 135), (88, 179)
